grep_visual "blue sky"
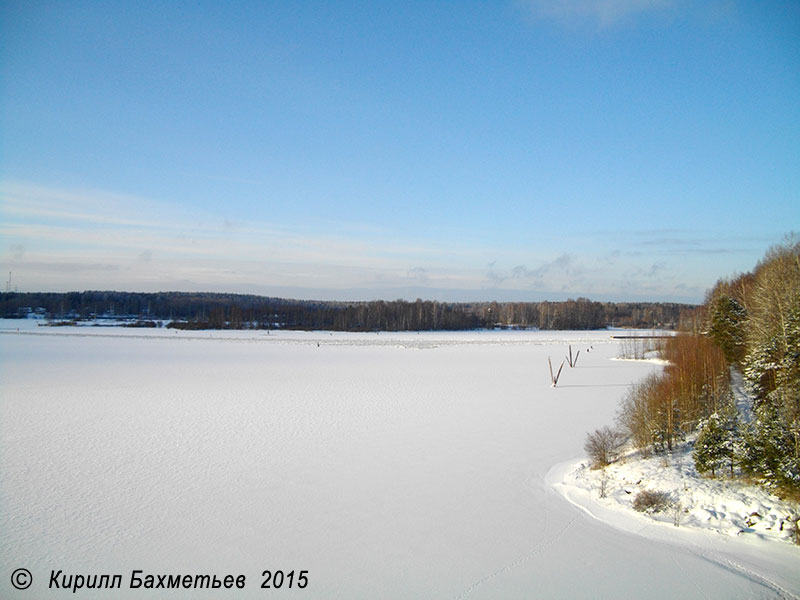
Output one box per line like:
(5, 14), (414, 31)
(1, 1), (798, 303)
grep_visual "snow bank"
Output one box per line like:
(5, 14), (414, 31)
(551, 447), (800, 598)
(558, 445), (799, 542)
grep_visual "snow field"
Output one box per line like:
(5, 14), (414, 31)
(1, 325), (797, 598)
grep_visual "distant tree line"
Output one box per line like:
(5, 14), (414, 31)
(0, 291), (693, 331)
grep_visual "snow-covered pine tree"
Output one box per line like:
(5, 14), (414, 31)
(693, 412), (735, 478)
(740, 400), (792, 487)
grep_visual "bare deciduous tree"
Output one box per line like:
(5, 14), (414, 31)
(584, 426), (627, 469)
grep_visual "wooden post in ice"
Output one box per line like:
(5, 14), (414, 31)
(566, 344), (580, 368)
(549, 357), (565, 387)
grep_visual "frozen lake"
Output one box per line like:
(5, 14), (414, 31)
(1, 322), (796, 598)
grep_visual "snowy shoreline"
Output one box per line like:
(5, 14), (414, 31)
(548, 452), (800, 598)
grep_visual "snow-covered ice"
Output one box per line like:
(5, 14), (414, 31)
(1, 321), (797, 598)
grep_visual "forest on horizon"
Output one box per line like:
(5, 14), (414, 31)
(0, 291), (695, 332)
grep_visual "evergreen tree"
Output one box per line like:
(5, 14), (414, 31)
(708, 293), (747, 364)
(740, 399), (795, 489)
(693, 413), (734, 478)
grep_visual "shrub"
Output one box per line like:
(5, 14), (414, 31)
(584, 426), (627, 469)
(632, 489), (671, 513)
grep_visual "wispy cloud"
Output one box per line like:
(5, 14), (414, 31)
(629, 261), (668, 278)
(484, 253), (587, 293)
(407, 267), (429, 283)
(0, 180), (483, 293)
(512, 253), (576, 280)
(521, 0), (675, 27)
(0, 180), (714, 302)
(632, 234), (765, 256)
(0, 180), (448, 266)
